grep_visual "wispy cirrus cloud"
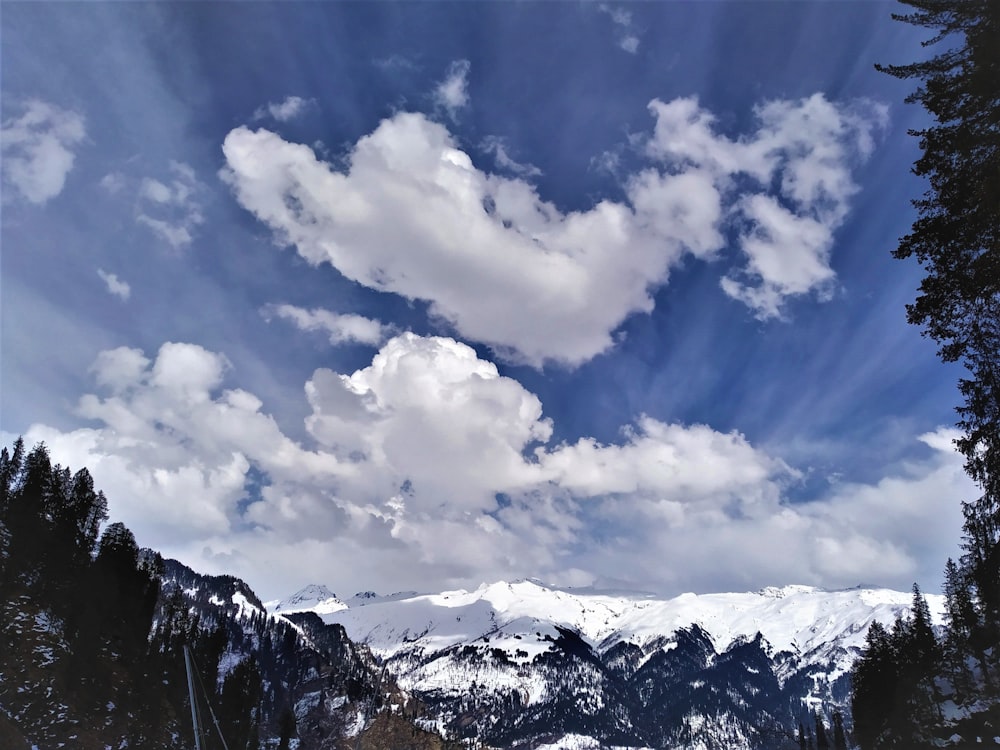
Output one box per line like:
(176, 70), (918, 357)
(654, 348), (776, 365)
(96, 269), (130, 301)
(135, 161), (205, 248)
(433, 60), (471, 121)
(253, 96), (313, 123)
(1, 100), (85, 204)
(374, 54), (418, 73)
(262, 303), (391, 346)
(599, 4), (640, 54)
(481, 136), (541, 177)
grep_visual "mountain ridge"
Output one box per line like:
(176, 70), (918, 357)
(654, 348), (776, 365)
(262, 578), (943, 748)
(267, 578), (944, 658)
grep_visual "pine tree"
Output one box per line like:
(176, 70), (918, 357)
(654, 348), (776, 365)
(64, 468), (108, 558)
(873, 3), (1000, 739)
(903, 584), (944, 744)
(277, 706), (296, 750)
(851, 621), (896, 749)
(943, 559), (978, 652)
(909, 584), (942, 675)
(831, 710), (848, 750)
(814, 712), (830, 750)
(942, 556), (992, 701)
(877, 0), (1000, 629)
(0, 437), (25, 506)
(220, 657), (263, 750)
(852, 589), (947, 747)
(2, 443), (54, 588)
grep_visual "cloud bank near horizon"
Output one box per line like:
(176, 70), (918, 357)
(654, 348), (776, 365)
(17, 333), (968, 600)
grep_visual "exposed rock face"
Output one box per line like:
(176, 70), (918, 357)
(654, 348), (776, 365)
(278, 579), (943, 749)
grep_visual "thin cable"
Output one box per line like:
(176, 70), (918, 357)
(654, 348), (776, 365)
(188, 647), (233, 750)
(184, 645), (206, 750)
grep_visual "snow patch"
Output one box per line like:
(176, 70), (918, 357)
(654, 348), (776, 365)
(266, 584), (347, 615)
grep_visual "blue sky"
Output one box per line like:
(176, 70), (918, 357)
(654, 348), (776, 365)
(1, 2), (973, 599)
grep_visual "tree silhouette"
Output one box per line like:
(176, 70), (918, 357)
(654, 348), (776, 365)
(876, 0), (1000, 624)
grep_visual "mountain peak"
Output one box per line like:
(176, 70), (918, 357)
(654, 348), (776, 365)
(292, 583), (338, 600)
(267, 584), (347, 615)
(755, 584), (821, 599)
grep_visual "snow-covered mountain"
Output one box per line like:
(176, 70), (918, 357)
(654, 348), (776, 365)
(264, 585), (425, 616)
(270, 579), (944, 749)
(265, 583), (348, 615)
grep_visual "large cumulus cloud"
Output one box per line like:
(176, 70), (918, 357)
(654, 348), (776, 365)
(21, 334), (969, 598)
(220, 93), (886, 367)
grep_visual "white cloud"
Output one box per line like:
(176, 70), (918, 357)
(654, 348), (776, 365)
(481, 136), (542, 177)
(253, 96), (312, 123)
(221, 95), (883, 366)
(262, 303), (390, 346)
(720, 194), (837, 318)
(579, 427), (969, 594)
(434, 60), (471, 120)
(96, 269), (131, 301)
(89, 346), (150, 392)
(374, 54), (417, 73)
(304, 333), (555, 509)
(135, 161), (205, 248)
(620, 36), (640, 55)
(591, 148), (623, 177)
(599, 4), (641, 54)
(542, 418), (793, 502)
(20, 334), (968, 599)
(136, 215), (194, 247)
(139, 178), (173, 204)
(99, 172), (126, 194)
(29, 342), (346, 545)
(646, 94), (889, 319)
(1, 100), (85, 204)
(220, 113), (715, 366)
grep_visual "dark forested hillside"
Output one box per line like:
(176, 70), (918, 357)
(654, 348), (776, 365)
(4, 435), (990, 749)
(0, 439), (458, 749)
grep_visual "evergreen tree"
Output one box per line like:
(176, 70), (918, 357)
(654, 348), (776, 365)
(872, 3), (1000, 740)
(876, 0), (1000, 628)
(47, 468), (108, 608)
(831, 710), (848, 750)
(909, 584), (942, 676)
(2, 443), (54, 587)
(798, 721), (807, 750)
(852, 590), (947, 748)
(814, 712), (830, 750)
(943, 558), (978, 652)
(0, 437), (25, 506)
(95, 522), (162, 660)
(890, 601), (942, 746)
(220, 657), (263, 750)
(64, 468), (108, 558)
(851, 621), (896, 749)
(942, 557), (988, 701)
(277, 706), (296, 750)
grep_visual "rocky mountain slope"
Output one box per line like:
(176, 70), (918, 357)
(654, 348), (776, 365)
(268, 579), (945, 749)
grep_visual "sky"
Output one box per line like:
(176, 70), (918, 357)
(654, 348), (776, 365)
(0, 2), (975, 600)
